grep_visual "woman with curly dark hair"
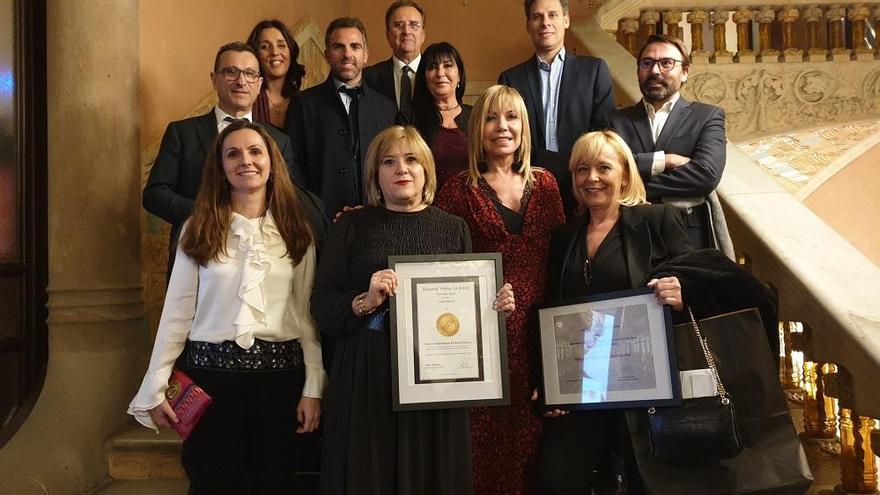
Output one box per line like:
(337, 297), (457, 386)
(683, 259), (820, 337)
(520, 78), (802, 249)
(247, 19), (306, 129)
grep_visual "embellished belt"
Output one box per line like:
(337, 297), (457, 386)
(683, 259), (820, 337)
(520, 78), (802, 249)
(185, 338), (303, 371)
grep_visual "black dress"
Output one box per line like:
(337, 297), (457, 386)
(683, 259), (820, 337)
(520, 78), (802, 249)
(312, 206), (474, 495)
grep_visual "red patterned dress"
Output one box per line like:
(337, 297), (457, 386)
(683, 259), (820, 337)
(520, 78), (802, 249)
(436, 168), (565, 494)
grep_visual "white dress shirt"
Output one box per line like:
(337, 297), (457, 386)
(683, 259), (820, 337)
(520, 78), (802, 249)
(643, 92), (681, 176)
(392, 54), (421, 107)
(129, 211), (326, 430)
(214, 106), (253, 132)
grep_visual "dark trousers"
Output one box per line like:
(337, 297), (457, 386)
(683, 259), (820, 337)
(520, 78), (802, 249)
(538, 410), (643, 495)
(681, 202), (714, 251)
(181, 366), (307, 495)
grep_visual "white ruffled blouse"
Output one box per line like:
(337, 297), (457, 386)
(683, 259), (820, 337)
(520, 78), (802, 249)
(128, 212), (327, 430)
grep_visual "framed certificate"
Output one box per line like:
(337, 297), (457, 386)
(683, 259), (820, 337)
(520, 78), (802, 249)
(388, 253), (510, 411)
(538, 288), (681, 411)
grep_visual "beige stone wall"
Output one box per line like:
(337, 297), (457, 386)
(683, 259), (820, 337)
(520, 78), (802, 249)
(0, 0), (146, 492)
(804, 142), (880, 266)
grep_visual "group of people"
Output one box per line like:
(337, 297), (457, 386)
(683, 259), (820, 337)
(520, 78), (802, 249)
(129, 0), (738, 493)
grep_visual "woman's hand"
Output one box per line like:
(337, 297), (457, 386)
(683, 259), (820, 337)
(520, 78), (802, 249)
(366, 269), (398, 308)
(493, 283), (515, 314)
(148, 400), (179, 429)
(647, 276), (684, 311)
(296, 397), (321, 434)
(333, 205), (364, 223)
(532, 388), (569, 418)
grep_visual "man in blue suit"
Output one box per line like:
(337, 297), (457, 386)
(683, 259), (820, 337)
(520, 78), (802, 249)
(609, 34), (728, 250)
(499, 0), (615, 218)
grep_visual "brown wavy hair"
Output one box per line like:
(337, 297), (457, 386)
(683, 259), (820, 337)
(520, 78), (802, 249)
(180, 120), (312, 266)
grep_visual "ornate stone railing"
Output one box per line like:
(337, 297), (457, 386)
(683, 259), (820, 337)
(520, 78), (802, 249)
(573, 12), (880, 493)
(593, 2), (880, 141)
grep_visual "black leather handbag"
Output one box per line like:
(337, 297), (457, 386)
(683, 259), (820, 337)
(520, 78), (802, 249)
(646, 308), (743, 463)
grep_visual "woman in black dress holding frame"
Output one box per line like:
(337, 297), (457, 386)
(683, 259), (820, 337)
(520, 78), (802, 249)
(313, 125), (514, 495)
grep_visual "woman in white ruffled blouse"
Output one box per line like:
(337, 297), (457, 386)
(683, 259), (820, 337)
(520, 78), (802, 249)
(129, 120), (326, 494)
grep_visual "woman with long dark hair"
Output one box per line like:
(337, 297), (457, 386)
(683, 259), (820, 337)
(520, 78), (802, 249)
(398, 42), (470, 188)
(129, 120), (325, 494)
(247, 19), (306, 128)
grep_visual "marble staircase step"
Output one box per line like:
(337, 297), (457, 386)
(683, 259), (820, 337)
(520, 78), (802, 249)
(105, 426), (184, 480)
(91, 479), (189, 495)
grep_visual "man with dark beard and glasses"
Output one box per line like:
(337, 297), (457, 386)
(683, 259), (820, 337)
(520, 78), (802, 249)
(609, 34), (729, 251)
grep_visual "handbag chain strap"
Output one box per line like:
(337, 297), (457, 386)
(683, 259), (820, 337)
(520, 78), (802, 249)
(687, 307), (729, 402)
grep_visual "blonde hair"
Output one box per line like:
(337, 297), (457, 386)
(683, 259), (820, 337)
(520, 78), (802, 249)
(466, 84), (533, 187)
(569, 130), (647, 210)
(364, 125), (437, 207)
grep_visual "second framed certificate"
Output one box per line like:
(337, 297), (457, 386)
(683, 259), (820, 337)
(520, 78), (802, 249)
(389, 253), (510, 411)
(538, 288), (681, 411)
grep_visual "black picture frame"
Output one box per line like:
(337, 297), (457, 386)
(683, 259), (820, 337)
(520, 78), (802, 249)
(389, 253), (510, 411)
(538, 288), (681, 411)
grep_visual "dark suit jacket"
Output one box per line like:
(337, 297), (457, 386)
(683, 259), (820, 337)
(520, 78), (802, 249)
(547, 204), (693, 302)
(363, 58), (397, 107)
(608, 98), (726, 202)
(286, 77), (397, 219)
(499, 54), (615, 217)
(143, 109), (328, 252)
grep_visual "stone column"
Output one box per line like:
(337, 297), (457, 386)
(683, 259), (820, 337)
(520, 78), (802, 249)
(778, 5), (804, 62)
(826, 4), (848, 61)
(711, 9), (733, 63)
(688, 10), (710, 63)
(836, 367), (879, 494)
(663, 10), (682, 39)
(803, 5), (828, 62)
(757, 6), (780, 63)
(848, 4), (874, 60)
(733, 9), (755, 63)
(640, 10), (660, 47)
(0, 0), (146, 493)
(621, 18), (640, 56)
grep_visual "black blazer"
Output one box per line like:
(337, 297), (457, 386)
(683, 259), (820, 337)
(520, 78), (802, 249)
(499, 54), (615, 217)
(286, 77), (397, 219)
(608, 98), (726, 202)
(396, 104), (472, 147)
(143, 110), (327, 251)
(547, 204), (693, 302)
(362, 58), (397, 107)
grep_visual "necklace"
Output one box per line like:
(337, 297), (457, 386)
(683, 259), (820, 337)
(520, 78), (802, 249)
(438, 103), (460, 112)
(266, 93), (283, 115)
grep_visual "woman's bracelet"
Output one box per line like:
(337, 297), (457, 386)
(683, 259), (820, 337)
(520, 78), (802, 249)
(354, 292), (377, 316)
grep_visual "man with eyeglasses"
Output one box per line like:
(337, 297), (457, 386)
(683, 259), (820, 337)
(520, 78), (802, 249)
(144, 41), (325, 274)
(609, 34), (730, 252)
(363, 1), (426, 111)
(498, 0), (615, 219)
(287, 17), (397, 220)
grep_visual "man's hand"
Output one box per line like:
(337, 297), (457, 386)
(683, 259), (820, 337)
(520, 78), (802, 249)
(664, 153), (690, 171)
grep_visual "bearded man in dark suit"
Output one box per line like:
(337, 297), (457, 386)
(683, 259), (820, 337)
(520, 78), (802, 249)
(144, 41), (327, 273)
(609, 34), (728, 251)
(287, 17), (397, 219)
(499, 0), (615, 218)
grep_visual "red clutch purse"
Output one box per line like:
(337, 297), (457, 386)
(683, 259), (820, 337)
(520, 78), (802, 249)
(165, 369), (213, 441)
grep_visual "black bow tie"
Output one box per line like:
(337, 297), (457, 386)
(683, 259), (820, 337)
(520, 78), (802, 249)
(338, 86), (363, 98)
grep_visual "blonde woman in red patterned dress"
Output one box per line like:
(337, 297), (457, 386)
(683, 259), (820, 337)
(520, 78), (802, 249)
(436, 84), (565, 494)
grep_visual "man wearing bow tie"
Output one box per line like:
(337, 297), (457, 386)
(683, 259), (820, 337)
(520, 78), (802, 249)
(287, 17), (397, 219)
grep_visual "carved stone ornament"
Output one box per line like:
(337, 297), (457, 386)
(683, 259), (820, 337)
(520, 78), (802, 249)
(687, 72), (727, 104)
(863, 68), (880, 101)
(794, 69), (836, 104)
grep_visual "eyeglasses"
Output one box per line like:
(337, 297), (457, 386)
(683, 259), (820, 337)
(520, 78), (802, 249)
(583, 257), (593, 286)
(637, 57), (684, 72)
(391, 21), (423, 31)
(216, 67), (261, 83)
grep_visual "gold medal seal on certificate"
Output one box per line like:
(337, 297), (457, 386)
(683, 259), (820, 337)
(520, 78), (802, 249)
(436, 312), (461, 337)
